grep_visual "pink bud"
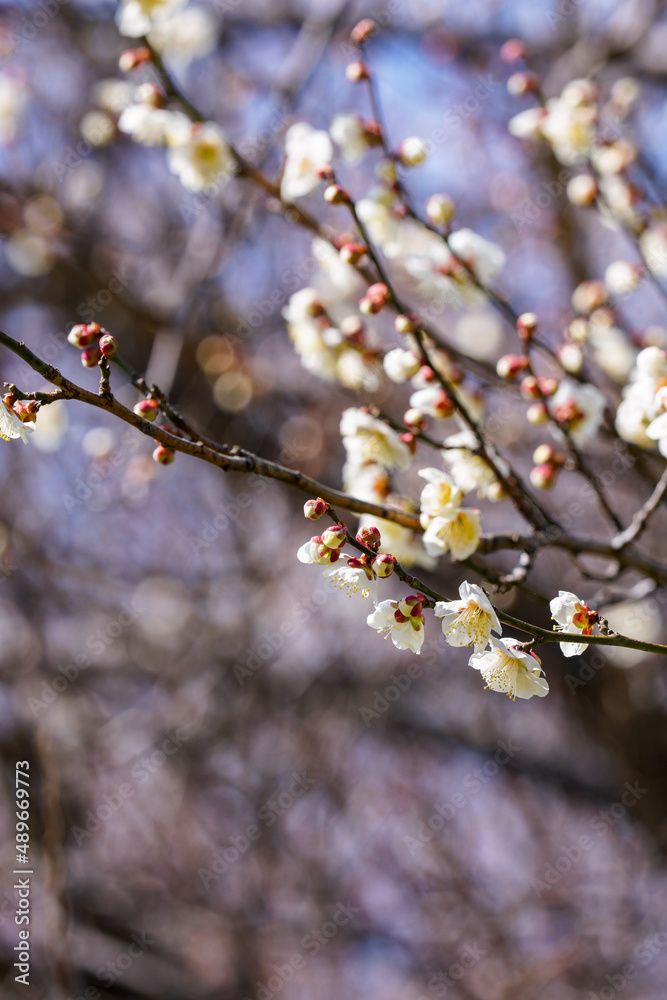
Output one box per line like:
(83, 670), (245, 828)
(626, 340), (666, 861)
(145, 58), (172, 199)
(530, 462), (558, 490)
(433, 390), (455, 419)
(367, 282), (389, 308)
(304, 497), (329, 520)
(119, 46), (151, 73)
(500, 39), (525, 63)
(134, 399), (160, 422)
(340, 242), (367, 265)
(356, 525), (381, 550)
(315, 164), (335, 182)
(497, 354), (529, 379)
(403, 407), (426, 430)
(507, 71), (539, 96)
(351, 19), (376, 45)
(81, 346), (102, 368)
(99, 334), (117, 358)
(68, 323), (98, 349)
(2, 392), (16, 410)
(14, 401), (38, 423)
(372, 553), (395, 578)
(152, 444), (175, 465)
(321, 524), (347, 549)
(399, 432), (417, 454)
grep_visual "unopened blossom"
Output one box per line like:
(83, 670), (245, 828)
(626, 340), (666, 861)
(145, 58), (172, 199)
(330, 114), (369, 164)
(646, 406), (667, 457)
(167, 122), (235, 192)
(118, 105), (189, 147)
(426, 194), (456, 226)
(281, 123), (333, 202)
(435, 581), (501, 653)
(116, 0), (186, 38)
(549, 379), (606, 444)
(508, 107), (546, 141)
(367, 596), (425, 654)
(357, 515), (435, 570)
(383, 348), (420, 383)
(448, 228), (506, 284)
(397, 137), (427, 167)
(418, 468), (462, 522)
(304, 497), (329, 520)
(409, 386), (455, 420)
(550, 590), (599, 657)
(566, 173), (598, 207)
(0, 397), (34, 443)
(422, 507), (481, 561)
(470, 638), (549, 699)
(297, 536), (341, 566)
(639, 225), (667, 279)
(356, 198), (402, 257)
(340, 408), (412, 471)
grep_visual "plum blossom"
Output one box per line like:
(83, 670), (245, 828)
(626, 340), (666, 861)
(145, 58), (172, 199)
(442, 431), (505, 500)
(330, 114), (369, 164)
(422, 507), (481, 561)
(281, 123), (333, 202)
(418, 468), (462, 523)
(297, 535), (342, 566)
(167, 122), (235, 192)
(367, 596), (425, 654)
(383, 348), (420, 383)
(434, 582), (501, 653)
(340, 409), (412, 471)
(550, 591), (599, 657)
(325, 559), (377, 600)
(0, 399), (33, 443)
(549, 379), (606, 444)
(616, 347), (667, 448)
(116, 0), (186, 38)
(147, 6), (218, 64)
(470, 638), (549, 699)
(356, 515), (435, 570)
(448, 228), (506, 284)
(118, 105), (189, 147)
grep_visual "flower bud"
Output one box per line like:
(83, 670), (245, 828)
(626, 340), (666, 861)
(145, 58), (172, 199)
(566, 174), (597, 207)
(433, 390), (455, 419)
(394, 314), (416, 335)
(304, 497), (329, 520)
(500, 39), (525, 63)
(321, 524), (347, 549)
(134, 399), (159, 421)
(152, 444), (175, 465)
(324, 183), (349, 204)
(119, 46), (151, 73)
(486, 480), (507, 502)
(399, 431), (417, 453)
(315, 163), (335, 182)
(356, 525), (381, 550)
(517, 312), (538, 341)
(532, 443), (557, 465)
(346, 61), (369, 83)
(507, 71), (539, 96)
(310, 536), (341, 564)
(81, 346), (102, 368)
(558, 342), (583, 374)
(14, 400), (38, 423)
(526, 402), (548, 425)
(360, 282), (389, 314)
(425, 193), (455, 226)
(372, 553), (396, 578)
(99, 334), (117, 358)
(572, 280), (607, 315)
(604, 261), (643, 295)
(351, 19), (376, 45)
(68, 323), (98, 349)
(2, 392), (16, 410)
(530, 462), (558, 490)
(496, 354), (529, 379)
(403, 407), (427, 430)
(340, 242), (367, 265)
(397, 137), (427, 167)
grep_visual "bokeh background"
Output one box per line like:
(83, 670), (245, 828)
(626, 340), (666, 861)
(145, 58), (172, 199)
(1, 0), (667, 998)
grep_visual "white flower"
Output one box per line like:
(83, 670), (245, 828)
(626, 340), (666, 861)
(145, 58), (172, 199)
(356, 198), (402, 257)
(549, 379), (606, 444)
(418, 468), (462, 522)
(646, 409), (667, 457)
(367, 597), (425, 654)
(281, 123), (332, 202)
(442, 431), (504, 500)
(325, 560), (376, 600)
(118, 105), (187, 146)
(0, 73), (27, 145)
(167, 122), (235, 192)
(470, 638), (549, 699)
(0, 402), (33, 443)
(422, 508), (481, 561)
(147, 6), (218, 64)
(604, 261), (642, 296)
(434, 581), (501, 653)
(330, 114), (368, 164)
(116, 0), (186, 38)
(508, 107), (546, 140)
(447, 228), (506, 284)
(340, 408), (412, 471)
(383, 348), (420, 383)
(550, 590), (599, 657)
(409, 386), (454, 420)
(540, 95), (595, 165)
(639, 225), (667, 278)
